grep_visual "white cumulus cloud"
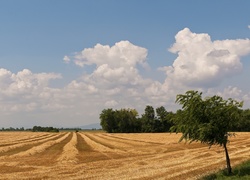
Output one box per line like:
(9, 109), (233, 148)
(66, 40), (152, 90)
(0, 68), (62, 113)
(73, 40), (148, 68)
(162, 28), (250, 88)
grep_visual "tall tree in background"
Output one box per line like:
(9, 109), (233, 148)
(171, 90), (243, 174)
(115, 109), (139, 133)
(100, 108), (117, 133)
(156, 106), (174, 132)
(141, 105), (155, 132)
(234, 109), (250, 131)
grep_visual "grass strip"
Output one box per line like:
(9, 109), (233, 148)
(202, 160), (250, 180)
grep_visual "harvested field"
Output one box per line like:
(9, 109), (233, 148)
(0, 132), (249, 179)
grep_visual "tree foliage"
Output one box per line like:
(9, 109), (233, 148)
(233, 109), (250, 131)
(100, 109), (117, 133)
(32, 126), (59, 132)
(0, 127), (25, 131)
(100, 108), (140, 133)
(100, 106), (173, 133)
(156, 106), (174, 132)
(171, 90), (243, 174)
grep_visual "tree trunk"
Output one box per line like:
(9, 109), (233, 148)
(223, 142), (232, 174)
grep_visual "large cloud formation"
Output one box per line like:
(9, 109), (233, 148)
(74, 41), (148, 68)
(72, 40), (149, 87)
(161, 28), (250, 88)
(0, 68), (62, 113)
(66, 40), (157, 109)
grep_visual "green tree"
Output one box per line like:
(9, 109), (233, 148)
(126, 108), (140, 132)
(141, 105), (155, 132)
(234, 109), (250, 131)
(156, 106), (174, 132)
(144, 105), (155, 120)
(100, 108), (140, 133)
(116, 108), (139, 133)
(100, 108), (117, 133)
(171, 90), (243, 174)
(32, 126), (59, 132)
(116, 109), (130, 133)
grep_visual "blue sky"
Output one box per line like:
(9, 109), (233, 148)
(0, 1), (250, 128)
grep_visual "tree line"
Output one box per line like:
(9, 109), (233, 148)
(100, 103), (250, 133)
(100, 106), (174, 133)
(0, 126), (60, 132)
(0, 127), (25, 131)
(32, 126), (59, 132)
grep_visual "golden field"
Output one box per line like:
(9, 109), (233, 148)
(0, 132), (250, 180)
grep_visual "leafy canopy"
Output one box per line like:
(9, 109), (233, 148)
(171, 90), (243, 146)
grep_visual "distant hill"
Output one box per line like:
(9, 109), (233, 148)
(79, 123), (101, 130)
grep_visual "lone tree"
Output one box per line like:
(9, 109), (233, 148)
(171, 90), (243, 174)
